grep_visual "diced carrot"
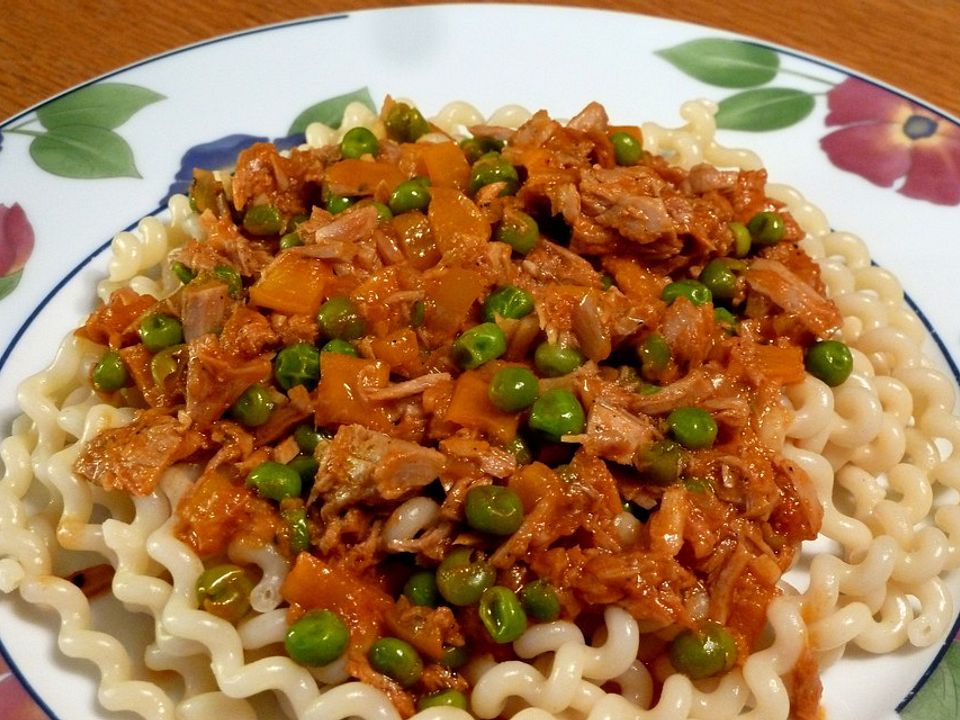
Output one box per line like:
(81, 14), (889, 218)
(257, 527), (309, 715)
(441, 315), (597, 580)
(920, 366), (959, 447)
(422, 266), (486, 338)
(370, 328), (423, 376)
(282, 553), (393, 649)
(508, 462), (563, 511)
(412, 142), (470, 190)
(76, 288), (155, 349)
(249, 251), (333, 316)
(427, 186), (491, 260)
(350, 266), (402, 335)
(444, 368), (520, 443)
(391, 211), (440, 270)
(729, 339), (806, 387)
(324, 158), (407, 198)
(313, 353), (392, 432)
(602, 256), (667, 303)
(175, 467), (278, 558)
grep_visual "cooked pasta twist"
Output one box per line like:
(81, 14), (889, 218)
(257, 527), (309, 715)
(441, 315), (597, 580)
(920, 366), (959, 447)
(0, 98), (957, 720)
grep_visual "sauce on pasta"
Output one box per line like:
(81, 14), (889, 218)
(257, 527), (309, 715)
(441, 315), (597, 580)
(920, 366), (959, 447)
(66, 99), (843, 719)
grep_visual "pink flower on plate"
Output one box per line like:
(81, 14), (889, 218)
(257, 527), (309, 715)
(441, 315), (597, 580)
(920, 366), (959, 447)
(0, 656), (51, 720)
(0, 203), (35, 300)
(820, 77), (960, 205)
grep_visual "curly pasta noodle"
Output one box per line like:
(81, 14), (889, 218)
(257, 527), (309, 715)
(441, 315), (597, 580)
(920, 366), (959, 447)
(1, 100), (958, 720)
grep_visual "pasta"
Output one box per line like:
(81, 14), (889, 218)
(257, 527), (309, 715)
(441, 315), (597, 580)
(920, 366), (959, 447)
(0, 97), (958, 720)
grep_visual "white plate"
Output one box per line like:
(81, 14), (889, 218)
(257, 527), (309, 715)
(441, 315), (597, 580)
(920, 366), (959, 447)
(1, 5), (959, 720)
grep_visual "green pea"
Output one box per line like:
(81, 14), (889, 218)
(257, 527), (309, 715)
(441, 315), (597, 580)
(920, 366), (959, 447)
(279, 230), (303, 249)
(637, 333), (670, 380)
(246, 461), (302, 501)
(436, 547), (495, 606)
(317, 297), (365, 341)
(504, 436), (534, 466)
(483, 285), (535, 322)
(370, 201), (393, 223)
(623, 499), (652, 523)
(669, 622), (738, 680)
(403, 571), (439, 607)
(294, 423), (326, 454)
(805, 339), (853, 387)
(610, 130), (644, 166)
(340, 126), (380, 159)
(285, 609), (350, 667)
(460, 136), (503, 164)
(684, 476), (712, 493)
(212, 264), (242, 298)
(495, 210), (540, 255)
(417, 689), (468, 711)
(274, 342), (321, 391)
(288, 454), (319, 484)
(384, 102), (430, 142)
(469, 152), (520, 196)
(439, 644), (469, 669)
(465, 485), (525, 535)
(661, 279), (712, 307)
(668, 407), (718, 450)
(600, 273), (615, 291)
(410, 299), (425, 328)
(698, 259), (739, 301)
(287, 213), (309, 230)
(170, 260), (195, 285)
(388, 179), (432, 215)
(746, 210), (786, 246)
(452, 322), (507, 370)
(150, 344), (185, 387)
(321, 338), (359, 357)
(325, 194), (355, 215)
(92, 350), (129, 392)
(729, 221), (752, 257)
(633, 439), (684, 486)
(713, 307), (738, 332)
(488, 367), (539, 412)
(196, 564), (254, 623)
(479, 586), (527, 643)
(139, 314), (184, 352)
(520, 579), (561, 622)
(527, 388), (586, 442)
(533, 342), (585, 378)
(243, 203), (284, 236)
(281, 505), (311, 553)
(368, 637), (423, 688)
(229, 383), (275, 427)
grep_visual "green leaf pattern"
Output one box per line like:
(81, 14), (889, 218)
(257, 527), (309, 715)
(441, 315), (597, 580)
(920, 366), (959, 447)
(655, 39), (780, 88)
(901, 642), (960, 719)
(8, 82), (163, 178)
(30, 126), (141, 178)
(717, 88), (816, 131)
(36, 84), (164, 130)
(288, 88), (377, 135)
(656, 37), (820, 132)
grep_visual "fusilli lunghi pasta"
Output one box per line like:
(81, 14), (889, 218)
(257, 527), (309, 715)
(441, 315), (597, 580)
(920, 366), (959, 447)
(1, 98), (957, 720)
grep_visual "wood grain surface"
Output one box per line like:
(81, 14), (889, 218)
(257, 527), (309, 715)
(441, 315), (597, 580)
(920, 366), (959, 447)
(1, 0), (958, 122)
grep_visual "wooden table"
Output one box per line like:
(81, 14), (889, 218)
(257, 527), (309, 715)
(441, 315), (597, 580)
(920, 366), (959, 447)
(2, 0), (958, 122)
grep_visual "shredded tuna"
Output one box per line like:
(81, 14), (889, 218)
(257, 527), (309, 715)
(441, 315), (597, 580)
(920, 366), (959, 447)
(310, 425), (445, 515)
(74, 410), (196, 495)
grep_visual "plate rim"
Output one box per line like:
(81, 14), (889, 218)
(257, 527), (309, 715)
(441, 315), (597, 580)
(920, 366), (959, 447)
(1, 4), (958, 719)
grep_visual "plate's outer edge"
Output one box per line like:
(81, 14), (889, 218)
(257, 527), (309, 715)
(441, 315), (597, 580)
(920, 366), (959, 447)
(1, 5), (959, 720)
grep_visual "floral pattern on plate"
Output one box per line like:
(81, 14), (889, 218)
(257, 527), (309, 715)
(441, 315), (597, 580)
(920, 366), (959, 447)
(657, 38), (960, 206)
